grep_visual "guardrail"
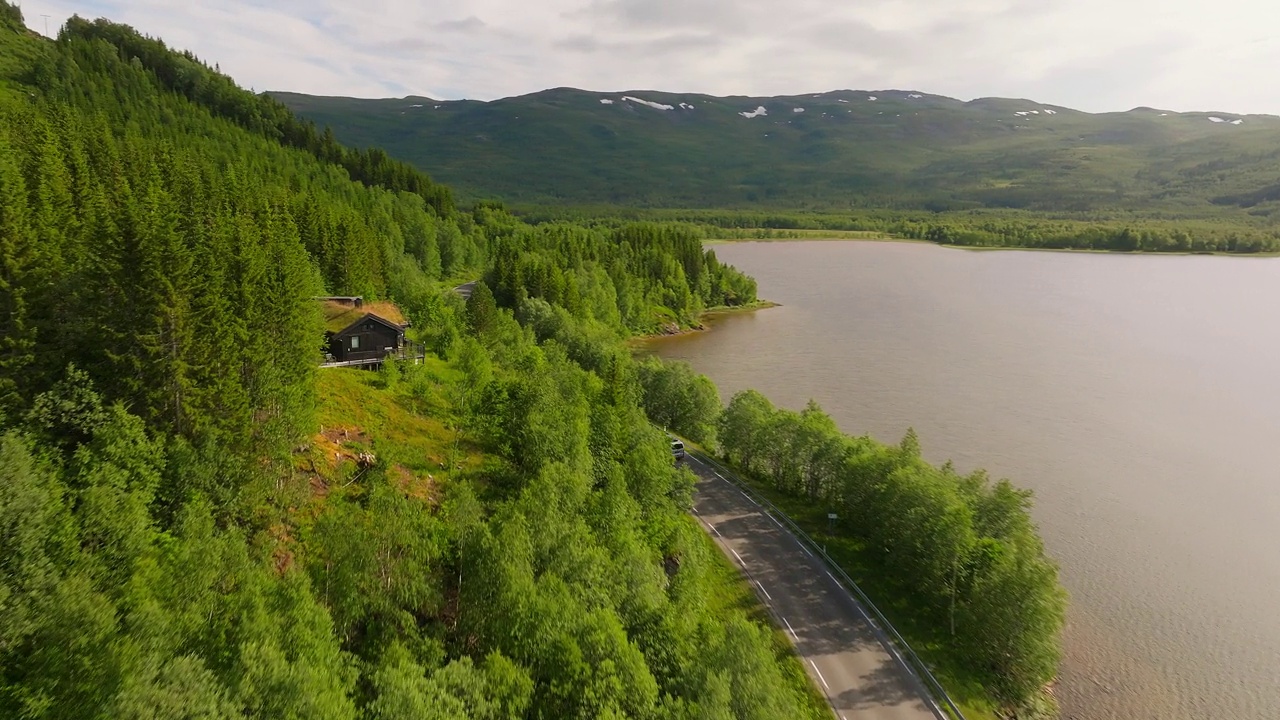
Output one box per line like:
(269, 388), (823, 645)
(691, 449), (967, 720)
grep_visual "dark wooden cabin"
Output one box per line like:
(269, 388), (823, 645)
(319, 297), (416, 366)
(328, 313), (405, 362)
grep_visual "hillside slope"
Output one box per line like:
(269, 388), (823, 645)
(274, 88), (1280, 217)
(0, 6), (837, 720)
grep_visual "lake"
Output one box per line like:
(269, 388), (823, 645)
(644, 240), (1280, 720)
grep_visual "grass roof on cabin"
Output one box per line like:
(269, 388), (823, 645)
(321, 300), (407, 333)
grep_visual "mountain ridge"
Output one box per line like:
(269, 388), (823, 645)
(278, 87), (1277, 119)
(273, 86), (1280, 216)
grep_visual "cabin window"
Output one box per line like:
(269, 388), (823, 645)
(350, 335), (361, 350)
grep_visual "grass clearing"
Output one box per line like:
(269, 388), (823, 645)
(306, 358), (489, 496)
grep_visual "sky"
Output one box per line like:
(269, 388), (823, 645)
(19, 0), (1280, 114)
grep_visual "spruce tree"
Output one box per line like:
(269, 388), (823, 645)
(134, 149), (196, 435)
(0, 128), (36, 411)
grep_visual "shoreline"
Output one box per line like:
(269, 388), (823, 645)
(705, 233), (909, 245)
(629, 300), (781, 343)
(708, 235), (1280, 258)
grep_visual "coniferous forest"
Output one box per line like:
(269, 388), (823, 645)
(0, 4), (1063, 719)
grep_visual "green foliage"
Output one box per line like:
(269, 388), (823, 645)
(366, 644), (533, 720)
(636, 356), (720, 447)
(0, 1), (21, 32)
(464, 280), (499, 339)
(718, 390), (1067, 711)
(0, 422), (359, 720)
(307, 481), (447, 650)
(0, 124), (35, 411)
(488, 221), (756, 333)
(55, 16), (453, 216)
(378, 357), (401, 389)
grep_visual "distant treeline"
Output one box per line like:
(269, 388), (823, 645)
(518, 206), (1280, 254)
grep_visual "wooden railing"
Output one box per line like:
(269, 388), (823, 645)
(319, 343), (425, 369)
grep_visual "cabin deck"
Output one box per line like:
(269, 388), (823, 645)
(319, 343), (425, 369)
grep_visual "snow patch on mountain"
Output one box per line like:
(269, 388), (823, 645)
(1208, 116), (1225, 123)
(739, 106), (768, 118)
(622, 96), (674, 111)
(793, 107), (805, 113)
(599, 98), (614, 104)
(679, 102), (694, 110)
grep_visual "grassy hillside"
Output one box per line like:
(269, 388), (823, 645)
(274, 87), (1280, 221)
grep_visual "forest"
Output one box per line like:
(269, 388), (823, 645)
(0, 7), (815, 720)
(519, 206), (1280, 254)
(0, 4), (1061, 719)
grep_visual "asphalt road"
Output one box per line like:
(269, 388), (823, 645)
(688, 455), (945, 720)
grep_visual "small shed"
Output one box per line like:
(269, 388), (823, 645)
(320, 298), (411, 364)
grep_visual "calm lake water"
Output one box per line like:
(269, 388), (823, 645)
(645, 240), (1280, 720)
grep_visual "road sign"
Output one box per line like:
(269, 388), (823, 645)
(828, 513), (838, 520)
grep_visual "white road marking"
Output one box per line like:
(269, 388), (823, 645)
(767, 513), (784, 529)
(756, 581), (773, 601)
(852, 602), (870, 622)
(712, 525), (722, 537)
(808, 659), (830, 690)
(731, 548), (745, 564)
(783, 616), (798, 640)
(885, 643), (916, 676)
(826, 570), (837, 583)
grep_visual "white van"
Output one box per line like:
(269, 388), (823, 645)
(670, 439), (686, 461)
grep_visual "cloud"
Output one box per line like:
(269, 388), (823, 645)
(19, 0), (1280, 113)
(557, 31), (723, 57)
(573, 0), (749, 32)
(435, 16), (486, 33)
